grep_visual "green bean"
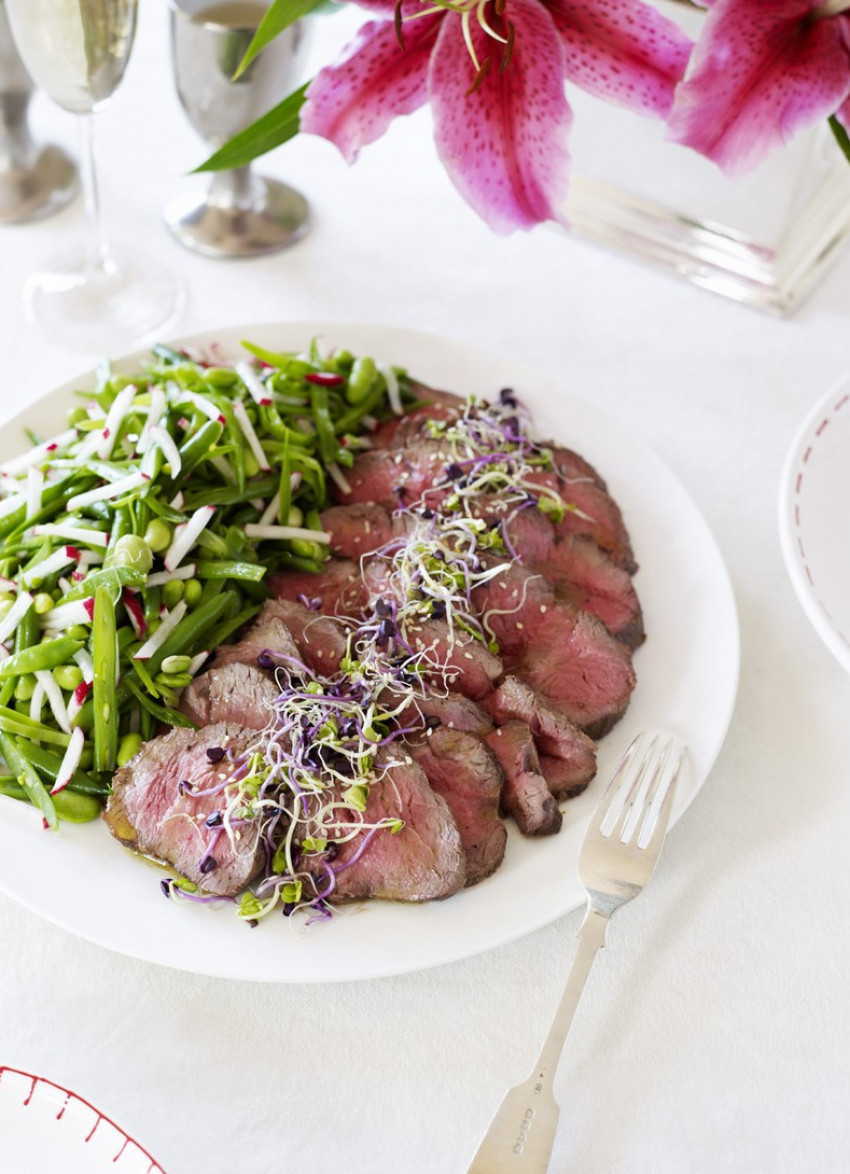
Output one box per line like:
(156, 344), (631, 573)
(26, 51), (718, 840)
(183, 474), (278, 509)
(195, 560), (266, 583)
(92, 586), (118, 772)
(124, 678), (196, 729)
(24, 742), (109, 795)
(178, 418), (225, 476)
(345, 356), (378, 405)
(0, 707), (70, 747)
(203, 602), (260, 648)
(0, 637), (84, 680)
(62, 563), (146, 603)
(0, 730), (57, 829)
(310, 386), (338, 467)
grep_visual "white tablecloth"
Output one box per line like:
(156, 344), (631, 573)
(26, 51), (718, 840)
(2, 4), (850, 1171)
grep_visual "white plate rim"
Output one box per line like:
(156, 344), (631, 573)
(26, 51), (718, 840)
(0, 1066), (166, 1172)
(778, 371), (850, 673)
(0, 320), (740, 983)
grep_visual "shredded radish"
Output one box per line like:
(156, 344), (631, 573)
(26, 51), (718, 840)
(209, 455), (235, 483)
(26, 466), (44, 521)
(29, 680), (44, 722)
(132, 600), (187, 660)
(169, 491), (184, 510)
(41, 597), (94, 631)
(233, 400), (270, 470)
(150, 425), (182, 477)
(327, 462), (352, 496)
(57, 577), (72, 595)
(164, 506), (215, 572)
(73, 647), (94, 683)
(0, 492), (26, 519)
(258, 497), (279, 526)
(137, 386), (166, 453)
(378, 364), (403, 416)
(145, 563), (196, 588)
(188, 650), (209, 676)
(66, 470), (149, 512)
(76, 550), (104, 567)
(0, 591), (33, 645)
(0, 643), (10, 661)
(32, 523), (109, 548)
(235, 361), (272, 405)
(244, 523), (331, 544)
(67, 680), (92, 724)
(97, 384), (137, 460)
(0, 429), (76, 476)
(35, 669), (71, 733)
(178, 388), (226, 425)
(122, 589), (147, 638)
(51, 726), (85, 794)
(19, 546), (77, 588)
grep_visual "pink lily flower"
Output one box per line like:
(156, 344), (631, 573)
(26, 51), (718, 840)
(300, 0), (693, 233)
(668, 0), (850, 175)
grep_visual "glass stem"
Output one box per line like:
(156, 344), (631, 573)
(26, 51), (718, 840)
(79, 113), (109, 275)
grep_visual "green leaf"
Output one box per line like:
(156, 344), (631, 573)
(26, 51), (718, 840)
(829, 116), (850, 167)
(194, 84), (308, 173)
(233, 0), (326, 79)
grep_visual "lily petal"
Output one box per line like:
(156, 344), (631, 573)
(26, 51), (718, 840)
(428, 0), (572, 234)
(300, 6), (442, 162)
(548, 0), (693, 118)
(668, 0), (850, 174)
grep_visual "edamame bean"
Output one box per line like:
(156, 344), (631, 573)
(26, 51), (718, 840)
(53, 664), (83, 692)
(183, 579), (203, 608)
(117, 732), (142, 767)
(52, 790), (102, 823)
(162, 579), (185, 609)
(113, 534), (154, 574)
(143, 519), (172, 553)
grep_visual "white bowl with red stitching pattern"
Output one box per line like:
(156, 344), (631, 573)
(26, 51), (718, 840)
(0, 1068), (166, 1173)
(779, 373), (850, 674)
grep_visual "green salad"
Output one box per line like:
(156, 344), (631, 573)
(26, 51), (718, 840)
(0, 340), (412, 830)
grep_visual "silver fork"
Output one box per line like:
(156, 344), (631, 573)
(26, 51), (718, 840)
(465, 733), (684, 1174)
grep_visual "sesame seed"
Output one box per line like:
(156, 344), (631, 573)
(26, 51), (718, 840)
(540, 605), (547, 614)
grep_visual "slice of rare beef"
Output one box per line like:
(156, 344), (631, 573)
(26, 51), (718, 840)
(269, 558), (369, 618)
(407, 726), (506, 886)
(482, 675), (597, 799)
(473, 562), (635, 739)
(300, 753), (466, 902)
(181, 662), (278, 730)
(104, 723), (263, 897)
(320, 502), (395, 559)
(212, 615), (301, 672)
(485, 720), (562, 836)
(255, 598), (349, 675)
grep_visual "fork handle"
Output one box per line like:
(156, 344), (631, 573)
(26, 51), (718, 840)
(465, 907), (609, 1174)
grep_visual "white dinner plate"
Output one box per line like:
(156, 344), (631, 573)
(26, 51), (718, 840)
(779, 372), (850, 674)
(0, 322), (739, 983)
(0, 1068), (166, 1173)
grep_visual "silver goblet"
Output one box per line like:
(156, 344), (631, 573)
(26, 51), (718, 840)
(165, 0), (311, 259)
(0, 0), (77, 224)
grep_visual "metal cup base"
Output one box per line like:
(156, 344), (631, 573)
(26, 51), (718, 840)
(164, 173), (310, 259)
(0, 142), (77, 224)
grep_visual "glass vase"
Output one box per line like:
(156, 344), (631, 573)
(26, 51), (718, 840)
(563, 0), (850, 315)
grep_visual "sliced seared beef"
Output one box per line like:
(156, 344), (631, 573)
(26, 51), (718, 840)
(404, 619), (501, 700)
(320, 502), (395, 559)
(256, 598), (348, 675)
(466, 498), (644, 648)
(482, 676), (596, 799)
(364, 383), (463, 449)
(104, 723), (263, 897)
(408, 726), (506, 886)
(301, 753), (466, 902)
(545, 533), (644, 648)
(212, 615), (301, 672)
(473, 561), (635, 739)
(402, 690), (495, 738)
(336, 440), (451, 509)
(181, 663), (278, 730)
(269, 558), (369, 617)
(524, 467), (636, 572)
(485, 721), (562, 836)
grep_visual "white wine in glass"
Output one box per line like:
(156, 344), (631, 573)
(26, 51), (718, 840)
(4, 0), (184, 352)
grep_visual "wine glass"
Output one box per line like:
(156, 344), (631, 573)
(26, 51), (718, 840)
(3, 0), (184, 353)
(164, 0), (310, 258)
(0, 0), (78, 224)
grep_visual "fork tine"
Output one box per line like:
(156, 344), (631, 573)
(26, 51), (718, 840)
(591, 732), (644, 837)
(611, 734), (660, 841)
(638, 743), (684, 854)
